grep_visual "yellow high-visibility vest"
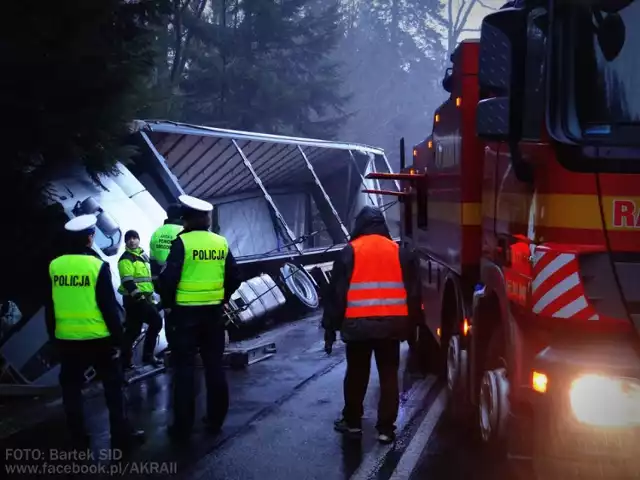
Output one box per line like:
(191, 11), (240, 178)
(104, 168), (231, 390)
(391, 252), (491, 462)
(49, 254), (110, 340)
(176, 231), (228, 306)
(150, 223), (183, 266)
(118, 248), (154, 296)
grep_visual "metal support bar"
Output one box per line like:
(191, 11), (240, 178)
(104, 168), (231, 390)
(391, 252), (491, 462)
(298, 145), (350, 241)
(348, 150), (376, 206)
(381, 152), (401, 192)
(140, 131), (186, 197)
(362, 189), (410, 197)
(365, 155), (387, 221)
(366, 172), (426, 181)
(233, 139), (303, 254)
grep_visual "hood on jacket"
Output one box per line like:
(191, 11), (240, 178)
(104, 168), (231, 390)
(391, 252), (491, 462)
(350, 206), (391, 241)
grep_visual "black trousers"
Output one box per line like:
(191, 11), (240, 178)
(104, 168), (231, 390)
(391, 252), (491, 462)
(342, 339), (400, 434)
(122, 296), (163, 364)
(58, 339), (130, 442)
(167, 305), (229, 433)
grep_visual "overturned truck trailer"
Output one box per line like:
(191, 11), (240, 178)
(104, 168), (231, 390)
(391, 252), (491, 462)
(129, 120), (402, 324)
(0, 121), (401, 397)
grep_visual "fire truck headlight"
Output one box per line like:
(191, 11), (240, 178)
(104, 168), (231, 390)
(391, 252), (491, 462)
(569, 374), (640, 427)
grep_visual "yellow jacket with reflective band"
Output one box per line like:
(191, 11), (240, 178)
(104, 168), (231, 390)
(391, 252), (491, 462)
(176, 230), (228, 306)
(118, 248), (154, 296)
(150, 223), (183, 265)
(49, 254), (110, 340)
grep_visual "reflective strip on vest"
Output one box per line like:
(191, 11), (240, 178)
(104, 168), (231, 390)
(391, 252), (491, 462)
(121, 276), (154, 284)
(150, 224), (183, 264)
(118, 250), (154, 296)
(345, 236), (408, 318)
(49, 254), (110, 340)
(176, 231), (228, 306)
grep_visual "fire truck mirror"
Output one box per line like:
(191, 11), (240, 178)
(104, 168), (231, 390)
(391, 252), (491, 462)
(442, 68), (453, 93)
(476, 7), (528, 141)
(596, 12), (626, 62)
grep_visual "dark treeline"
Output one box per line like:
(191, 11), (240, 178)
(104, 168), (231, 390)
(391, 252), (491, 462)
(151, 0), (451, 155)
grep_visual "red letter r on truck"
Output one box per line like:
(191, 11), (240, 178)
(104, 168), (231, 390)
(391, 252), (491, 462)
(613, 200), (636, 227)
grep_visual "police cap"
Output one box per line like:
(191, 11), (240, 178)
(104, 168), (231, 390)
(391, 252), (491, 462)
(64, 214), (98, 234)
(178, 195), (213, 214)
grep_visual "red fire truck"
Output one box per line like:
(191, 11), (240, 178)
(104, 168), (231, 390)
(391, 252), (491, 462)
(368, 0), (640, 477)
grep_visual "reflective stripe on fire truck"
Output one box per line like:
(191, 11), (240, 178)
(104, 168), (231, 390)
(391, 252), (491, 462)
(530, 249), (599, 321)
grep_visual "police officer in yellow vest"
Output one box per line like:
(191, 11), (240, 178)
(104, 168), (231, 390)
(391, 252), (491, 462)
(118, 230), (163, 369)
(159, 195), (241, 442)
(149, 204), (183, 283)
(45, 215), (145, 451)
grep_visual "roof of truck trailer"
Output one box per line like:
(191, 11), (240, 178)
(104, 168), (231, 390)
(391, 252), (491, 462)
(133, 119), (388, 199)
(135, 120), (385, 155)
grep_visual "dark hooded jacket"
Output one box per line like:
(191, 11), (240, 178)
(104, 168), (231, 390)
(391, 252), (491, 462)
(321, 207), (421, 342)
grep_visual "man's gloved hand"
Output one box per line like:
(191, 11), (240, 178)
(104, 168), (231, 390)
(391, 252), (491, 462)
(324, 330), (336, 355)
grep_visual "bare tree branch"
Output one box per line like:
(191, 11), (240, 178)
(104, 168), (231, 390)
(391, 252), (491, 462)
(453, 0), (478, 42)
(454, 0), (467, 32)
(477, 0), (499, 11)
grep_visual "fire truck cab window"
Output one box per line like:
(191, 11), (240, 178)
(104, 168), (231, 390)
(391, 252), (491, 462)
(522, 7), (548, 140)
(572, 0), (640, 142)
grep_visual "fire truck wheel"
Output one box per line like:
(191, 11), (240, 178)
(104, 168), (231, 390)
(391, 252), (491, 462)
(446, 334), (470, 421)
(477, 329), (509, 457)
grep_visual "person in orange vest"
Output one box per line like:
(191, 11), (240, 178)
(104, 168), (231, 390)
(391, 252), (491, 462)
(323, 206), (421, 444)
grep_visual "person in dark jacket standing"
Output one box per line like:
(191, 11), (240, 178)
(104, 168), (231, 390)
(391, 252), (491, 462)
(159, 195), (242, 442)
(45, 215), (145, 452)
(323, 206), (421, 444)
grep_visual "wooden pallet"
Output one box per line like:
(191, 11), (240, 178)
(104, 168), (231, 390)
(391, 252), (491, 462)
(163, 341), (277, 370)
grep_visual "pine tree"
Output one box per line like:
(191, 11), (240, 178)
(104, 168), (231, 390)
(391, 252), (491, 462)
(0, 0), (168, 315)
(336, 0), (447, 167)
(179, 0), (348, 138)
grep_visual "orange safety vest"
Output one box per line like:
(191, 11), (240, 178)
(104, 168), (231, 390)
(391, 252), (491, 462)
(345, 234), (409, 318)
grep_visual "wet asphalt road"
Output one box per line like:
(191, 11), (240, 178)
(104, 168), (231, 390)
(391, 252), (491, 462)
(408, 412), (534, 480)
(1, 313), (520, 479)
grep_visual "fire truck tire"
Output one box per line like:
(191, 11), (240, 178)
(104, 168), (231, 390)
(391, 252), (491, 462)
(446, 334), (471, 422)
(477, 329), (509, 458)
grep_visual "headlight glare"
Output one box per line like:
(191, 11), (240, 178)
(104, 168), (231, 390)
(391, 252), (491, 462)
(569, 374), (640, 427)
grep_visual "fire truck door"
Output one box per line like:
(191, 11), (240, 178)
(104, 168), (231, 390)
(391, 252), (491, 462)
(494, 149), (534, 309)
